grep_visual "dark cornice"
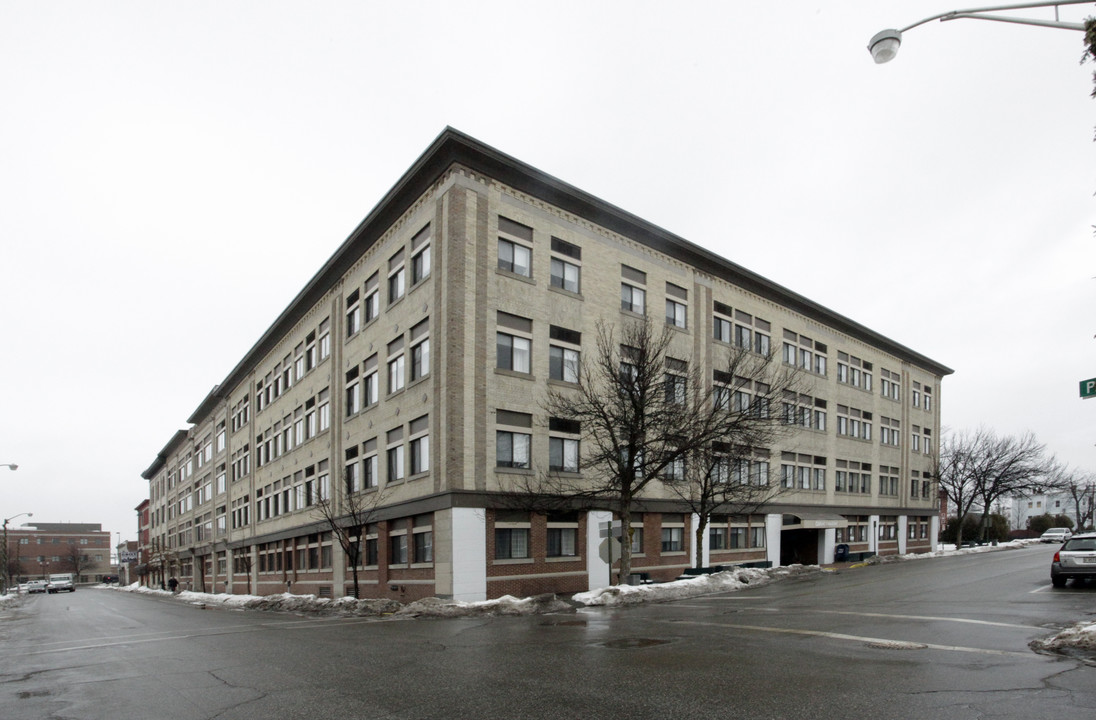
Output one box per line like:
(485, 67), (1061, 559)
(160, 127), (951, 456)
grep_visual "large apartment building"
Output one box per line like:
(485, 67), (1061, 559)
(140, 128), (951, 601)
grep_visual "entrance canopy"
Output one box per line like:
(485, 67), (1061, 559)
(784, 512), (849, 530)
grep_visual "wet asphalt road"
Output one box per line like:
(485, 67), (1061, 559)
(1, 543), (1093, 719)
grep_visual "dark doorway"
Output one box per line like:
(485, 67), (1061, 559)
(780, 529), (818, 566)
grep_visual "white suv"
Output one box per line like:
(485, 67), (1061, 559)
(46, 574), (75, 593)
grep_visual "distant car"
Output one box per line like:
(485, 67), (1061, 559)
(1040, 527), (1073, 544)
(1051, 532), (1096, 587)
(25, 580), (48, 594)
(101, 575), (119, 584)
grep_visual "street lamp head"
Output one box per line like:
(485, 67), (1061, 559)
(868, 29), (902, 63)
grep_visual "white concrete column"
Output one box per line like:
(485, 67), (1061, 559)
(693, 513), (709, 568)
(819, 527), (836, 565)
(897, 516), (908, 555)
(586, 510), (613, 590)
(869, 514), (880, 554)
(765, 514), (782, 567)
(450, 507), (486, 602)
(930, 515), (940, 552)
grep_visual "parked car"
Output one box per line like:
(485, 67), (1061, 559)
(1040, 527), (1073, 544)
(25, 580), (48, 594)
(1051, 532), (1096, 587)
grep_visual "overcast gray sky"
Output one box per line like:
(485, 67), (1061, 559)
(1, 1), (1093, 546)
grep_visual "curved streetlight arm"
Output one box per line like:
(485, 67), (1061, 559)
(870, 1), (1089, 63)
(897, 1), (1088, 34)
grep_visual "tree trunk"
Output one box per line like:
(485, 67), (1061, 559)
(618, 505), (632, 584)
(694, 520), (705, 569)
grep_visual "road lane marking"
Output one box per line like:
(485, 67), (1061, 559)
(812, 609), (1040, 630)
(667, 619), (1034, 658)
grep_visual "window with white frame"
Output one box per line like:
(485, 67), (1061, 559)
(880, 368), (901, 401)
(880, 417), (901, 447)
(621, 264), (647, 315)
(661, 514), (685, 552)
(362, 355), (379, 407)
(713, 302), (733, 344)
(319, 317), (330, 361)
(387, 249), (406, 305)
(546, 511), (579, 557)
(363, 273), (379, 324)
(923, 386), (933, 412)
(411, 224), (431, 285)
(361, 438), (378, 490)
(345, 366), (361, 417)
(410, 318), (430, 382)
(413, 513), (433, 563)
(495, 510), (531, 559)
(549, 342), (580, 383)
(497, 217), (533, 277)
(836, 405), (872, 441)
(409, 414), (429, 476)
(346, 288), (361, 337)
(387, 337), (405, 394)
(549, 417), (580, 473)
(665, 282), (687, 329)
(780, 452), (826, 491)
(496, 410), (532, 469)
(496, 311), (532, 374)
(782, 331), (826, 375)
(664, 357), (687, 404)
(550, 256), (580, 294)
(386, 427), (404, 484)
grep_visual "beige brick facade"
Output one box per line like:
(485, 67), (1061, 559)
(140, 129), (950, 601)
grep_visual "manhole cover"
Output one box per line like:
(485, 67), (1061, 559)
(602, 638), (670, 649)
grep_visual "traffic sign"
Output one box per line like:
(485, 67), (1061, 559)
(1081, 377), (1096, 399)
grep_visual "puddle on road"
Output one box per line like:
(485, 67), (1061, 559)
(601, 637), (670, 649)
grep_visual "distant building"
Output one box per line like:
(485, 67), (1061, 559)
(140, 129), (950, 601)
(1011, 490), (1095, 532)
(5, 523), (112, 584)
(134, 499), (151, 585)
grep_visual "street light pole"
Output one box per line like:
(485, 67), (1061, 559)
(2, 512), (34, 593)
(869, 1), (1088, 63)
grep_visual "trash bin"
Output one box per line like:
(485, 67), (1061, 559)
(834, 544), (850, 562)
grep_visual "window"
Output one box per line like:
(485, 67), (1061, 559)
(412, 245), (431, 285)
(497, 333), (531, 373)
(386, 427), (404, 483)
(783, 332), (826, 375)
(498, 238), (532, 277)
(387, 338), (405, 394)
(496, 431), (531, 469)
(550, 257), (580, 293)
(495, 511), (530, 559)
(410, 319), (430, 382)
(666, 299), (687, 328)
(345, 367), (361, 416)
(881, 369), (901, 401)
(362, 442), (378, 490)
(409, 415), (429, 475)
(346, 289), (361, 337)
(319, 318), (331, 361)
(549, 436), (579, 473)
(363, 274), (379, 324)
(661, 516), (685, 552)
(390, 532), (408, 565)
(546, 512), (579, 557)
(621, 284), (646, 315)
(498, 217), (533, 277)
(924, 387), (933, 412)
(413, 514), (433, 563)
(388, 249), (406, 305)
(549, 345), (580, 383)
(714, 315), (732, 343)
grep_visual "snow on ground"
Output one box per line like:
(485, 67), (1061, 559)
(6, 539), (1092, 656)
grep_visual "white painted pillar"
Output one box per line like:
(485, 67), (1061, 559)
(450, 507), (486, 602)
(765, 514), (782, 567)
(819, 527), (836, 565)
(693, 513), (709, 568)
(930, 515), (940, 552)
(586, 510), (613, 590)
(869, 514), (880, 554)
(897, 516), (908, 555)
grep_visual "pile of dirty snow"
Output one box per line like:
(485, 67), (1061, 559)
(1030, 621), (1096, 655)
(573, 565), (819, 606)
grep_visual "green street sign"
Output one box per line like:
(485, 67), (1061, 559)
(1081, 378), (1096, 399)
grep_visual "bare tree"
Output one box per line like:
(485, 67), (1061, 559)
(64, 542), (90, 581)
(542, 317), (803, 583)
(147, 538), (178, 589)
(314, 472), (387, 598)
(937, 428), (1048, 546)
(1045, 461), (1096, 531)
